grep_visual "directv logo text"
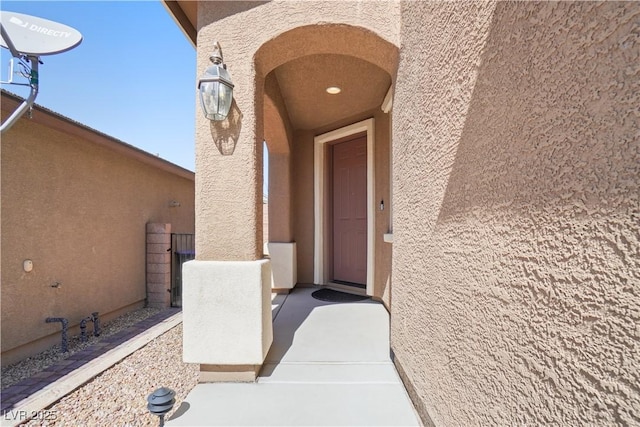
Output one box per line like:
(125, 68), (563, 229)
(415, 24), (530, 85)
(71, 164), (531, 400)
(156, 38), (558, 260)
(9, 16), (71, 38)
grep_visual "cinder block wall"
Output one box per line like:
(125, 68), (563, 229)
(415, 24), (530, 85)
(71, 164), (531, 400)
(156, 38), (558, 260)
(392, 2), (639, 425)
(1, 95), (195, 365)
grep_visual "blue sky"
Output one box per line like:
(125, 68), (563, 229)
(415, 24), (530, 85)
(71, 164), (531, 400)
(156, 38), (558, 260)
(1, 1), (197, 171)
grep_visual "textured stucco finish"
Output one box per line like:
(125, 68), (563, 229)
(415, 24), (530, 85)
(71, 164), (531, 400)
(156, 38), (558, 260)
(196, 0), (399, 262)
(373, 111), (392, 306)
(268, 152), (293, 243)
(267, 242), (297, 290)
(197, 1), (396, 299)
(392, 2), (639, 425)
(264, 73), (294, 244)
(292, 129), (316, 284)
(1, 102), (195, 364)
(182, 260), (273, 365)
(273, 54), (391, 130)
(264, 72), (292, 156)
(191, 0), (640, 423)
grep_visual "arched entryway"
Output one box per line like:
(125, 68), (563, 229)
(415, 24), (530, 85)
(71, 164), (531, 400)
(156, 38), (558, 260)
(255, 24), (398, 300)
(182, 2), (401, 383)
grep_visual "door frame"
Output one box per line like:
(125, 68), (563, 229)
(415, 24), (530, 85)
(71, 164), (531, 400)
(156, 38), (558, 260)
(314, 118), (375, 296)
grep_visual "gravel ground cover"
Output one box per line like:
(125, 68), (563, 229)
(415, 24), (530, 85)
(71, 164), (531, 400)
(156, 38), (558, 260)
(2, 307), (162, 390)
(24, 324), (198, 426)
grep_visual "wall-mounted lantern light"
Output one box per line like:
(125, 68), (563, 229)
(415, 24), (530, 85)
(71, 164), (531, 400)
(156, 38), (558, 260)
(198, 41), (234, 121)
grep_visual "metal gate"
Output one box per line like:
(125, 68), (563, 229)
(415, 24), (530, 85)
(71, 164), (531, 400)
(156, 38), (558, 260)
(170, 233), (195, 307)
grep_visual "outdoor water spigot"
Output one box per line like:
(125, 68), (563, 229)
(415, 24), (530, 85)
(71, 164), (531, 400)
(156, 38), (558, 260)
(80, 316), (92, 342)
(92, 312), (101, 336)
(80, 312), (100, 342)
(45, 317), (69, 353)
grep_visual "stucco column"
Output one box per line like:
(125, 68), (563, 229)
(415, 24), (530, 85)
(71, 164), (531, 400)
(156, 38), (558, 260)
(268, 152), (293, 242)
(267, 152), (297, 291)
(194, 67), (262, 261)
(182, 16), (272, 382)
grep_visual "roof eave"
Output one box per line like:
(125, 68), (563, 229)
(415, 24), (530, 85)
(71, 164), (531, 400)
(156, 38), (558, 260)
(162, 0), (197, 48)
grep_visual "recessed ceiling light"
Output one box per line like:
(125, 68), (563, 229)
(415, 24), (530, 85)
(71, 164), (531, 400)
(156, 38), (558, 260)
(326, 86), (341, 94)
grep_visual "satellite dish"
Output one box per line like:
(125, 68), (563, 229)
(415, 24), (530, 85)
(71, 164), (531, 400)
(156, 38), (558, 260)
(0, 11), (82, 134)
(0, 11), (82, 56)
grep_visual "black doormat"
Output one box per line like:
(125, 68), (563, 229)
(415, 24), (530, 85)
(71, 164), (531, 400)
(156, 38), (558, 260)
(311, 288), (370, 303)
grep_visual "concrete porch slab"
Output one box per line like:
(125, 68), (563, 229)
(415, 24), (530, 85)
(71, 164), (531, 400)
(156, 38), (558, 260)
(167, 382), (419, 426)
(258, 362), (401, 384)
(266, 288), (390, 363)
(168, 287), (420, 426)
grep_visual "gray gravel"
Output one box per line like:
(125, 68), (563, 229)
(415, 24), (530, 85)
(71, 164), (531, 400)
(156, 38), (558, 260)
(23, 324), (199, 426)
(2, 307), (162, 390)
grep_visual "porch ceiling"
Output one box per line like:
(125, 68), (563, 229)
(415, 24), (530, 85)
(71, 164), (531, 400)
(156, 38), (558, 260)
(163, 1), (393, 131)
(273, 54), (391, 130)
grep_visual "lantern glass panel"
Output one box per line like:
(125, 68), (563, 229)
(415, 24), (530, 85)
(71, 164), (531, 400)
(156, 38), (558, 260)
(199, 64), (234, 121)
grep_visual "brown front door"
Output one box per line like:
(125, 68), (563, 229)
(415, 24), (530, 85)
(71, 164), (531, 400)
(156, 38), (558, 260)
(332, 136), (367, 285)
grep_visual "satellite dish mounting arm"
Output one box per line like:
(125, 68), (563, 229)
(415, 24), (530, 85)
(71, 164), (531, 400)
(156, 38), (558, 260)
(0, 22), (40, 134)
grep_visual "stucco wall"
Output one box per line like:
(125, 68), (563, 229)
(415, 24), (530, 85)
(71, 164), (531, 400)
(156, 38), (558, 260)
(1, 101), (195, 365)
(292, 129), (316, 284)
(265, 72), (294, 244)
(196, 0), (400, 261)
(392, 2), (639, 425)
(373, 112), (392, 305)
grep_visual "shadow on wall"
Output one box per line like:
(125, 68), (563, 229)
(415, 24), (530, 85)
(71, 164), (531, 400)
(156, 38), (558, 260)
(437, 1), (638, 223)
(397, 2), (638, 425)
(209, 99), (243, 155)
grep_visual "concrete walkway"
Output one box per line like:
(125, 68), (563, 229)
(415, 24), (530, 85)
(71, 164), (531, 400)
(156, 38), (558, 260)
(168, 287), (420, 426)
